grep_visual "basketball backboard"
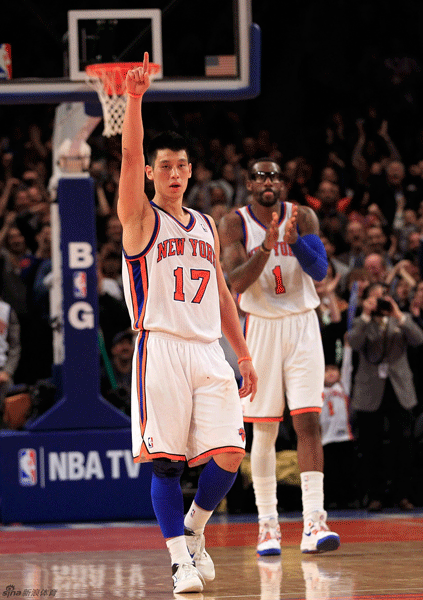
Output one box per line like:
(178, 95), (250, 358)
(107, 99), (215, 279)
(0, 0), (260, 105)
(68, 9), (163, 82)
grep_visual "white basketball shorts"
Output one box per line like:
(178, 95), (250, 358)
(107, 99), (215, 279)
(131, 331), (246, 466)
(242, 309), (324, 421)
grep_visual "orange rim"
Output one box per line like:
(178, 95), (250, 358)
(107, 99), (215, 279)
(85, 62), (161, 77)
(85, 62), (161, 95)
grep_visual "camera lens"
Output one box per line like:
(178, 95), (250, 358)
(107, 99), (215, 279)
(376, 298), (391, 313)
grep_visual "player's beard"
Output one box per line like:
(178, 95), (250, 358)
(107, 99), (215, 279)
(256, 188), (280, 207)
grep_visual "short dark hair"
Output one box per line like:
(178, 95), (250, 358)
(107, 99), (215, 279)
(147, 131), (190, 166)
(248, 157), (282, 179)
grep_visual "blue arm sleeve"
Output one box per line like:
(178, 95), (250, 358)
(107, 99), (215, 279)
(289, 233), (328, 281)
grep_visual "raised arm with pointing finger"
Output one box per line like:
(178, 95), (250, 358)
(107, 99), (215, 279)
(117, 53), (257, 594)
(118, 53), (155, 256)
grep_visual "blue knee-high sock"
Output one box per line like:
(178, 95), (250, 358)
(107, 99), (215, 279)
(194, 459), (238, 512)
(151, 473), (184, 539)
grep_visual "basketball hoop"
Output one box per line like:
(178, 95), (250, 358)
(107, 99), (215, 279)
(85, 62), (161, 137)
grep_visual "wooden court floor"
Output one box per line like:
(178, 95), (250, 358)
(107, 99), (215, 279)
(1, 510), (423, 599)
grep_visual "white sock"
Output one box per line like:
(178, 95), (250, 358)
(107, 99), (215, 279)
(251, 422), (279, 521)
(253, 476), (278, 521)
(184, 501), (213, 534)
(300, 471), (324, 522)
(166, 536), (192, 565)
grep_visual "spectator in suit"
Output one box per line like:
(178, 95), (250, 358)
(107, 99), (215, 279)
(346, 282), (423, 511)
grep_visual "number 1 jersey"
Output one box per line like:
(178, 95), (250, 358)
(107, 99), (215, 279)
(122, 204), (221, 342)
(236, 202), (320, 318)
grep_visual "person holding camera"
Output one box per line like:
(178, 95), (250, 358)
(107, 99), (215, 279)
(346, 282), (423, 511)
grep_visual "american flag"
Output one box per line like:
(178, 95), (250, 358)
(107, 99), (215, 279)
(205, 55), (237, 77)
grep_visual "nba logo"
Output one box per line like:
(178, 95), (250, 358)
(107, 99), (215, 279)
(0, 44), (12, 80)
(147, 437), (153, 448)
(18, 449), (37, 486)
(73, 271), (87, 298)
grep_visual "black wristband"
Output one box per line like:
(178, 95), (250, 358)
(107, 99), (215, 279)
(260, 242), (271, 254)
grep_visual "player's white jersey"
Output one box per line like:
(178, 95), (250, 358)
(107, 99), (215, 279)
(236, 202), (320, 317)
(320, 382), (354, 446)
(122, 203), (221, 342)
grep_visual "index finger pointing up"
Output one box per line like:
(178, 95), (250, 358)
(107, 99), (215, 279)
(143, 51), (149, 74)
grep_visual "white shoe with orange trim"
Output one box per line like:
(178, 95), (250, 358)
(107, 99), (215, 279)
(257, 517), (281, 556)
(300, 510), (340, 553)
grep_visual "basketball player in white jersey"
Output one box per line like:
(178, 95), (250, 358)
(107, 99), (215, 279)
(117, 54), (257, 594)
(219, 158), (340, 556)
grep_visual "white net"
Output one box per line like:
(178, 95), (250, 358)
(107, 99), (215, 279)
(85, 62), (160, 137)
(85, 74), (128, 137)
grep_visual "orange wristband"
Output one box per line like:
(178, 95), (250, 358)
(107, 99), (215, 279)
(127, 91), (143, 99)
(237, 356), (252, 365)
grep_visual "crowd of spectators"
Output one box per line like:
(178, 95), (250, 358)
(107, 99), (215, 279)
(0, 95), (423, 511)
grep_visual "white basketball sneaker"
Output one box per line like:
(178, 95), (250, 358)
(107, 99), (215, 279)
(257, 517), (281, 556)
(184, 527), (215, 582)
(171, 562), (204, 593)
(300, 510), (340, 554)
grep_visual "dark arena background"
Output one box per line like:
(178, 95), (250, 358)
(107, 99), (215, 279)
(0, 1), (423, 598)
